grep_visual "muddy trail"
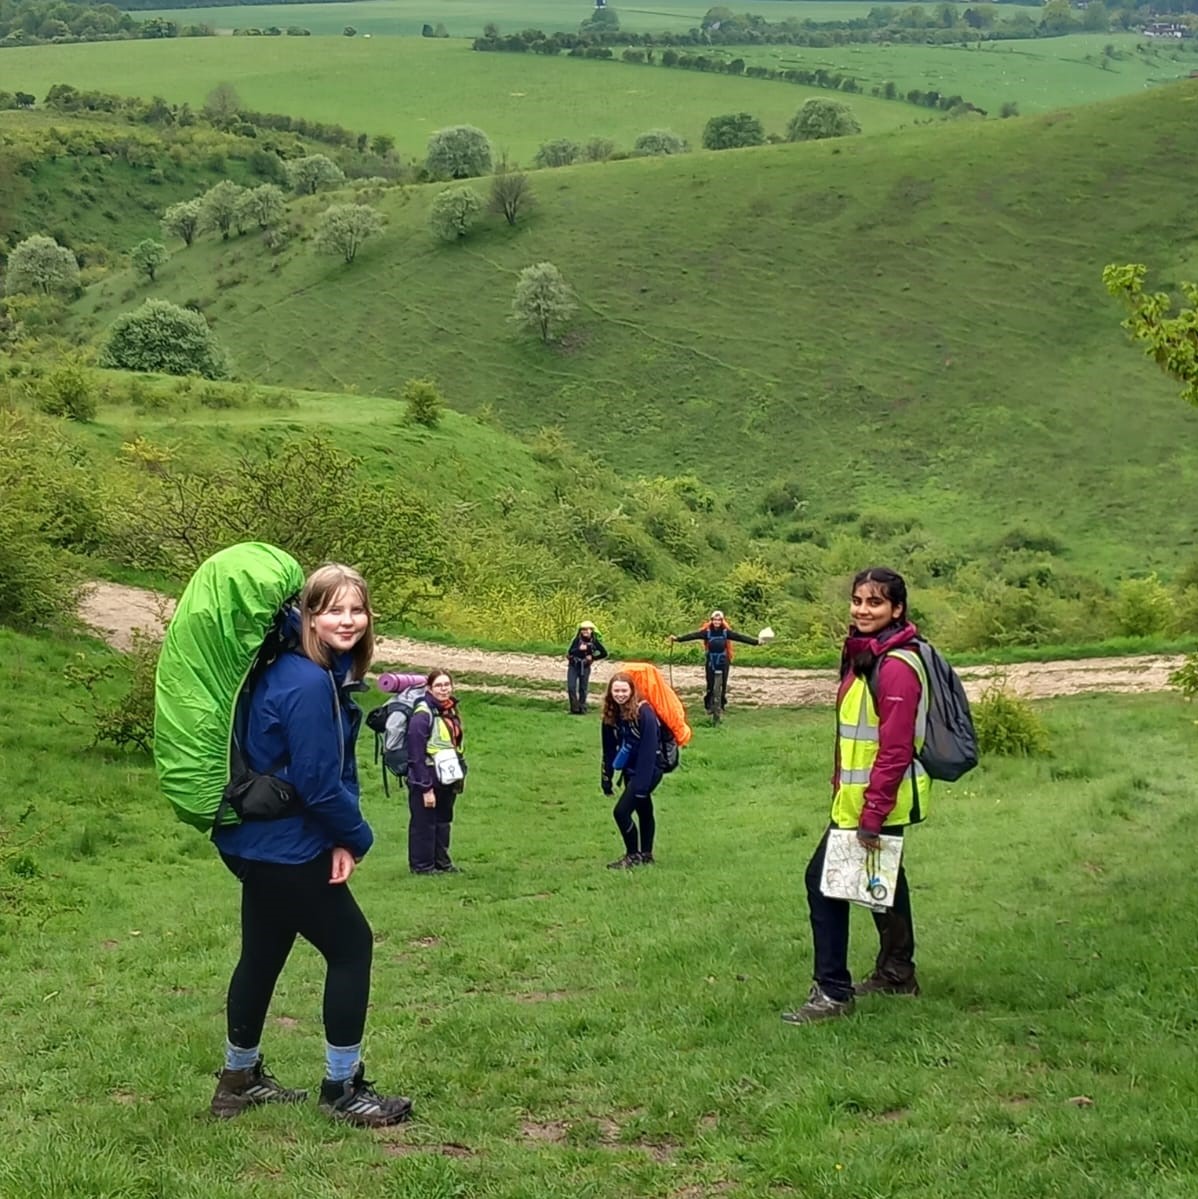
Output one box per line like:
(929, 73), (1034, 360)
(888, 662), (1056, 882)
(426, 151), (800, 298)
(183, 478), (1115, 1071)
(80, 583), (1184, 708)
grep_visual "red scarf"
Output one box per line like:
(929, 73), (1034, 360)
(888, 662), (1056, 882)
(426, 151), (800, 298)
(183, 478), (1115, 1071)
(433, 694), (463, 748)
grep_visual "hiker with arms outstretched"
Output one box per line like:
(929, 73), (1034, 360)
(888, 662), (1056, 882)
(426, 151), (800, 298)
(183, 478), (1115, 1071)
(783, 566), (926, 1025)
(210, 564), (413, 1126)
(668, 610), (762, 715)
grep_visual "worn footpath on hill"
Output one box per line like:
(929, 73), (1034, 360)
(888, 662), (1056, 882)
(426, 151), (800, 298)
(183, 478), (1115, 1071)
(80, 583), (1183, 706)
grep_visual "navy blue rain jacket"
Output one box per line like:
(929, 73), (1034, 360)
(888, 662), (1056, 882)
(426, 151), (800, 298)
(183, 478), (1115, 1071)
(601, 702), (663, 797)
(213, 628), (374, 864)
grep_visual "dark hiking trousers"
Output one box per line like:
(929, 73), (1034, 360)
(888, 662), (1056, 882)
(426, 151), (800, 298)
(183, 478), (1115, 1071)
(613, 784), (657, 856)
(221, 850), (373, 1050)
(567, 660), (592, 713)
(804, 827), (915, 1002)
(408, 783), (458, 872)
(704, 658), (731, 712)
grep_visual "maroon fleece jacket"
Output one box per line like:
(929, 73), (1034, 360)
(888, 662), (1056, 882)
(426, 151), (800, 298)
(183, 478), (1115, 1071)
(833, 622), (924, 835)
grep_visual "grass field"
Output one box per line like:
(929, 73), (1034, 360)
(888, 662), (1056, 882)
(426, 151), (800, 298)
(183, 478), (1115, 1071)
(732, 32), (1198, 114)
(72, 81), (1198, 579)
(2, 624), (1196, 1198)
(131, 0), (1045, 38)
(0, 36), (915, 160)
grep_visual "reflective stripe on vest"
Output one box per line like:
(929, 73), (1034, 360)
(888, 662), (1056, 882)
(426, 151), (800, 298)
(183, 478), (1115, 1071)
(414, 701), (456, 764)
(830, 648), (930, 829)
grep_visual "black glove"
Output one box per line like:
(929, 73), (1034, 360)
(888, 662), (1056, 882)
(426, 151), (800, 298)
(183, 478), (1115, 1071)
(601, 770), (613, 796)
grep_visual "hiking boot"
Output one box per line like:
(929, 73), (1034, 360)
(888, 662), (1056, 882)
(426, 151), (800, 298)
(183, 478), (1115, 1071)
(435, 863), (461, 874)
(855, 974), (920, 997)
(781, 986), (856, 1026)
(319, 1064), (413, 1128)
(210, 1057), (308, 1119)
(607, 853), (640, 869)
(637, 852), (655, 866)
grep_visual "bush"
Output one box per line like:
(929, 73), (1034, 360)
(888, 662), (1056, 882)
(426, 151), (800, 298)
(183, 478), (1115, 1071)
(702, 112), (766, 150)
(510, 261), (578, 343)
(972, 682), (1048, 757)
(1111, 574), (1172, 637)
(633, 129), (688, 156)
(402, 377), (442, 428)
(786, 98), (861, 142)
(534, 138), (581, 168)
(1168, 653), (1198, 702)
(285, 154), (345, 195)
(760, 478), (804, 517)
(99, 299), (229, 379)
(63, 629), (159, 755)
(428, 186), (483, 242)
(489, 163), (534, 227)
(425, 125), (493, 180)
(5, 234), (80, 297)
(314, 203), (384, 264)
(583, 136), (616, 162)
(34, 360), (96, 421)
(130, 239), (168, 282)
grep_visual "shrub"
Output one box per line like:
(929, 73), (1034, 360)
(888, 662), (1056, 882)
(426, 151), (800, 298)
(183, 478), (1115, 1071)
(760, 478), (804, 517)
(130, 239), (168, 282)
(786, 98), (861, 142)
(162, 198), (203, 247)
(99, 299), (229, 379)
(1168, 653), (1198, 702)
(34, 360), (96, 421)
(996, 527), (1067, 556)
(1111, 574), (1172, 637)
(534, 139), (581, 168)
(313, 203), (384, 264)
(428, 186), (483, 242)
(633, 129), (688, 156)
(199, 180), (246, 240)
(425, 125), (493, 180)
(5, 234), (80, 297)
(724, 559), (782, 623)
(489, 163), (534, 227)
(972, 682), (1048, 757)
(583, 136), (616, 162)
(402, 378), (443, 428)
(285, 154), (345, 195)
(63, 629), (159, 755)
(510, 261), (578, 343)
(702, 112), (766, 150)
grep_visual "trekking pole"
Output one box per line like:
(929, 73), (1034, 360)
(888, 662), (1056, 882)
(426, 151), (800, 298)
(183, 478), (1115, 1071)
(668, 641), (674, 690)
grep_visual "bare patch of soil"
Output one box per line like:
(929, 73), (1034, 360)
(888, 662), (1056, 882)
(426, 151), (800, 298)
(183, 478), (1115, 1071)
(521, 1119), (569, 1143)
(79, 582), (1186, 707)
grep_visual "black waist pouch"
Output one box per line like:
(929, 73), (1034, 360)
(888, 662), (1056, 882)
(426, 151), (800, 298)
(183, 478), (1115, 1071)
(222, 772), (302, 822)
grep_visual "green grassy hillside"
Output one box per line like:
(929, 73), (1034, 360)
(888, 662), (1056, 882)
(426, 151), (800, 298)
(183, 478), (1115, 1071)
(75, 81), (1198, 581)
(0, 36), (914, 162)
(3, 623), (1198, 1198)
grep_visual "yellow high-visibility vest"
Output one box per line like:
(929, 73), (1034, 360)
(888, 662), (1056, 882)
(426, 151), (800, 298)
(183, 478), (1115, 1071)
(830, 648), (930, 829)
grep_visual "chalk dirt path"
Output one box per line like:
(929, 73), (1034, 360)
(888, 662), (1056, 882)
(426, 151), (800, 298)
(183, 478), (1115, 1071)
(79, 583), (1185, 707)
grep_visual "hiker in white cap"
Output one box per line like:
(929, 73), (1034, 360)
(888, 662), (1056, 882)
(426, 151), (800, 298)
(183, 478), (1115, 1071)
(668, 610), (765, 715)
(565, 620), (609, 714)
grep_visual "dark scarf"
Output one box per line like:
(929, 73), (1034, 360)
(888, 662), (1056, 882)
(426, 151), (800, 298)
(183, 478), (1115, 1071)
(840, 621), (917, 679)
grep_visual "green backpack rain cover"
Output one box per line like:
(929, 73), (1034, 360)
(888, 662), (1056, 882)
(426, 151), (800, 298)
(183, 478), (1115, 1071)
(154, 542), (305, 831)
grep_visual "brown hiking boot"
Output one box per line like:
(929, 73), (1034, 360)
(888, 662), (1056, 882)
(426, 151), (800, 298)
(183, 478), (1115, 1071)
(854, 974), (921, 997)
(319, 1063), (413, 1128)
(210, 1057), (308, 1119)
(606, 853), (640, 869)
(781, 986), (856, 1025)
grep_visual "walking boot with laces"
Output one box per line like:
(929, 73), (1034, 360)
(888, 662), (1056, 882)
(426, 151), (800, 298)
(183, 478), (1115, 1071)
(606, 853), (640, 869)
(319, 1063), (413, 1127)
(781, 985), (856, 1025)
(210, 1057), (308, 1119)
(855, 974), (920, 997)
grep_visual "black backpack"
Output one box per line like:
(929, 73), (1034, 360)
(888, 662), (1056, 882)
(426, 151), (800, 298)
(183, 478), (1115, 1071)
(869, 639), (978, 782)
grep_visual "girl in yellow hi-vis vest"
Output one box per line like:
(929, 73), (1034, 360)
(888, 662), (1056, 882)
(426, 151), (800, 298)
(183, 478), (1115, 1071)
(783, 566), (928, 1025)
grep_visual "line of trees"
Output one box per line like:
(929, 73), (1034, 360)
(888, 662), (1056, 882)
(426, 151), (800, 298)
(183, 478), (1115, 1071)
(0, 0), (220, 47)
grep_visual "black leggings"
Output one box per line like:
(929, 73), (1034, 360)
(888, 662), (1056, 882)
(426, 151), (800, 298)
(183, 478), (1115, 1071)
(613, 785), (656, 855)
(222, 851), (373, 1049)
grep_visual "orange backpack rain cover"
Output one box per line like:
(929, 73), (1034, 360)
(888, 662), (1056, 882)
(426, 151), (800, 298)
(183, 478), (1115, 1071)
(622, 662), (693, 748)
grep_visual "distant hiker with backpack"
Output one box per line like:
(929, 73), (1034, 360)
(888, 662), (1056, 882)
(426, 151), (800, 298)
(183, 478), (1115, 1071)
(668, 610), (763, 715)
(209, 563), (414, 1126)
(565, 620), (609, 714)
(784, 566), (974, 1025)
(405, 668), (468, 874)
(601, 671), (665, 869)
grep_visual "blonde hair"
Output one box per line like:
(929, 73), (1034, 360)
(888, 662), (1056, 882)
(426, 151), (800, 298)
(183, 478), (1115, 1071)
(299, 563), (375, 679)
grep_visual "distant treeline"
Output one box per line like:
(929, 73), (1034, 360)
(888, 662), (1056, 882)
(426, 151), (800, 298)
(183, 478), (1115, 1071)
(0, 0), (218, 46)
(119, 0), (354, 7)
